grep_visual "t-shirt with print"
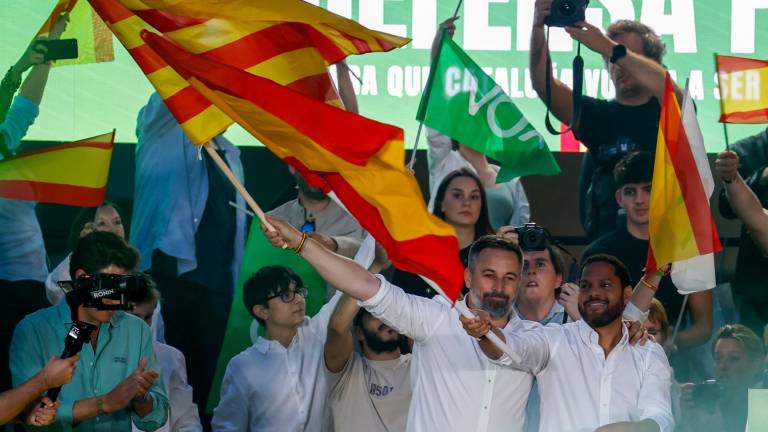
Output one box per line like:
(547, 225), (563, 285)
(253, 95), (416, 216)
(327, 352), (412, 432)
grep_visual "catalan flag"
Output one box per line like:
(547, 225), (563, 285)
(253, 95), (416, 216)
(0, 131), (114, 206)
(88, 0), (409, 144)
(142, 30), (464, 300)
(716, 55), (768, 124)
(647, 76), (722, 293)
(36, 0), (115, 66)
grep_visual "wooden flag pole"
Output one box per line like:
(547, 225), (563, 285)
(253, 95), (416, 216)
(203, 141), (275, 232)
(670, 294), (689, 346)
(714, 54), (731, 150)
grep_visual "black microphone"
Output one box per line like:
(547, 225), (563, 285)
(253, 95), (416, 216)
(44, 320), (97, 403)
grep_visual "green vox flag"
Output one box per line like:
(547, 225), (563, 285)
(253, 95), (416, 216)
(417, 36), (560, 181)
(206, 225), (327, 412)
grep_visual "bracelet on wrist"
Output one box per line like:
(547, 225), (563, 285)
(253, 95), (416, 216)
(639, 277), (658, 292)
(96, 396), (106, 416)
(1, 66), (22, 94)
(292, 232), (309, 254)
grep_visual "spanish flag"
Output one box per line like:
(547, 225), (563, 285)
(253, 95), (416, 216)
(0, 131), (114, 206)
(648, 76), (722, 293)
(36, 0), (115, 66)
(88, 0), (409, 144)
(716, 55), (768, 124)
(142, 30), (465, 301)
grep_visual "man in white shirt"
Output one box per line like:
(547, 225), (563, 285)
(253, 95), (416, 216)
(325, 294), (412, 432)
(212, 265), (339, 432)
(262, 216), (536, 432)
(464, 254), (674, 432)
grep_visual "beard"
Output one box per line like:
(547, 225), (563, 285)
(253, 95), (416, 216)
(579, 298), (624, 328)
(471, 291), (513, 320)
(361, 325), (403, 354)
(294, 172), (327, 201)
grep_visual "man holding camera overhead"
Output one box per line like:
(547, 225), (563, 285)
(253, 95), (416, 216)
(9, 232), (168, 431)
(529, 0), (683, 239)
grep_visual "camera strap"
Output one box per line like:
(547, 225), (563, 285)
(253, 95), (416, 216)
(544, 26), (584, 136)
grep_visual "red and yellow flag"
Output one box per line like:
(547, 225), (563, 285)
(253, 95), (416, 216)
(648, 76), (722, 292)
(88, 0), (409, 144)
(0, 131), (114, 206)
(142, 31), (464, 301)
(716, 55), (768, 124)
(36, 0), (115, 66)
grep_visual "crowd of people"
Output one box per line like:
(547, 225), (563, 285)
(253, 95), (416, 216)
(1, 1), (767, 431)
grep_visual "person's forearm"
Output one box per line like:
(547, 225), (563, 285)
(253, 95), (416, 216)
(72, 398), (100, 424)
(336, 63), (358, 114)
(131, 397), (153, 418)
(0, 373), (47, 424)
(477, 328), (506, 361)
(18, 64), (51, 106)
(328, 294), (360, 334)
(529, 24), (549, 96)
(300, 238), (381, 301)
(675, 323), (711, 350)
(629, 273), (662, 313)
(725, 176), (768, 236)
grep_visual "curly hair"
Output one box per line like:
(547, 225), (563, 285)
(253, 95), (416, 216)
(606, 20), (666, 64)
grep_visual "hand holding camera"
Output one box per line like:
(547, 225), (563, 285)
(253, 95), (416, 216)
(534, 0), (589, 28)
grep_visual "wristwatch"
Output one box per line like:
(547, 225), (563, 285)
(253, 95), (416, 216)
(610, 44), (627, 64)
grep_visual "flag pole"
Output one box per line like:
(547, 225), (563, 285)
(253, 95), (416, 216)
(714, 54), (730, 150)
(408, 0), (463, 170)
(419, 275), (522, 363)
(670, 294), (689, 346)
(203, 141), (275, 232)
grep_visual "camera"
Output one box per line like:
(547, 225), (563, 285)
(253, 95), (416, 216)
(63, 273), (148, 311)
(545, 0), (589, 28)
(691, 380), (725, 410)
(514, 223), (550, 251)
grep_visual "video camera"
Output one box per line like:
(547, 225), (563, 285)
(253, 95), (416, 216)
(691, 380), (726, 410)
(545, 0), (589, 27)
(514, 223), (551, 251)
(63, 273), (148, 312)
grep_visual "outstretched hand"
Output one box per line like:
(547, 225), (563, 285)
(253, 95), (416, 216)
(26, 398), (59, 426)
(714, 151), (740, 183)
(459, 309), (493, 339)
(261, 216), (303, 250)
(565, 21), (615, 57)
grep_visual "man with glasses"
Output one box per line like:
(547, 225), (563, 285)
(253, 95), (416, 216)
(212, 265), (340, 431)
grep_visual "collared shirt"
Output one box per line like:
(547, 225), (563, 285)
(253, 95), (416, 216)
(426, 128), (530, 228)
(212, 293), (341, 432)
(359, 275), (535, 432)
(513, 301), (570, 326)
(10, 300), (169, 431)
(130, 92), (246, 279)
(0, 95), (47, 282)
(497, 320), (674, 432)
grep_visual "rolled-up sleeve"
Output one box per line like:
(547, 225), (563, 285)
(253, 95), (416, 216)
(0, 95), (39, 156)
(358, 275), (448, 343)
(638, 344), (675, 432)
(132, 328), (169, 431)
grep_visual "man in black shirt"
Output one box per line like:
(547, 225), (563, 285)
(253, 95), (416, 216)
(583, 152), (713, 377)
(529, 0), (683, 239)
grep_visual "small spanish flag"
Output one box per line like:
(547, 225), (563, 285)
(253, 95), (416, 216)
(0, 131), (114, 206)
(716, 54), (768, 124)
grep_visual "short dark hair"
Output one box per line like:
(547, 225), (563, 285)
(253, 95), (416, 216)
(69, 231), (139, 280)
(544, 244), (565, 276)
(580, 254), (632, 289)
(136, 272), (160, 305)
(467, 235), (523, 269)
(613, 151), (653, 189)
(712, 324), (766, 364)
(353, 307), (371, 329)
(243, 265), (304, 327)
(606, 20), (666, 64)
(432, 168), (493, 240)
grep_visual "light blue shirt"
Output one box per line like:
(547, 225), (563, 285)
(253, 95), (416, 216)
(10, 300), (169, 431)
(130, 93), (245, 277)
(0, 95), (47, 281)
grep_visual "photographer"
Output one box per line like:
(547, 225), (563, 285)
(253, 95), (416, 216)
(680, 324), (765, 432)
(529, 0), (682, 239)
(9, 231), (168, 431)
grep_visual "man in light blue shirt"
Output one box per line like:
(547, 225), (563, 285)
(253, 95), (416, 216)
(10, 232), (168, 431)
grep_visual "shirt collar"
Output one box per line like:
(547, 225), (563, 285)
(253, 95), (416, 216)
(577, 319), (629, 349)
(513, 301), (564, 324)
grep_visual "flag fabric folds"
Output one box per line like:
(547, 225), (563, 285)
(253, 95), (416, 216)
(417, 35), (560, 182)
(0, 131), (114, 206)
(37, 0), (115, 66)
(716, 55), (768, 124)
(142, 30), (465, 302)
(647, 76), (722, 293)
(88, 0), (409, 144)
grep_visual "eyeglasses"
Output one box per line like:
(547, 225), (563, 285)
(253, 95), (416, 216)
(266, 286), (309, 303)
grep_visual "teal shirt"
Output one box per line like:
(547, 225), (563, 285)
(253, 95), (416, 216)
(10, 300), (169, 431)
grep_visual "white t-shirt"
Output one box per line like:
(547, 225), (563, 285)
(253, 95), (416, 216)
(328, 352), (412, 432)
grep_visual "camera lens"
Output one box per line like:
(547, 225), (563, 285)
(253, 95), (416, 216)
(559, 0), (576, 16)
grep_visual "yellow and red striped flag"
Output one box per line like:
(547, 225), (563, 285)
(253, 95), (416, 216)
(716, 55), (768, 124)
(88, 0), (409, 144)
(36, 0), (115, 66)
(0, 131), (114, 206)
(142, 30), (465, 301)
(648, 76), (722, 293)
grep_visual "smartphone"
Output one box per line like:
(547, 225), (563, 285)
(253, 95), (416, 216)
(37, 39), (79, 62)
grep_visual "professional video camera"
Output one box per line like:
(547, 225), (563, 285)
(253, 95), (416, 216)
(63, 273), (149, 312)
(514, 223), (551, 251)
(545, 0), (589, 27)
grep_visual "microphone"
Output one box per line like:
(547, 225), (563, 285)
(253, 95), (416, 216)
(44, 320), (97, 402)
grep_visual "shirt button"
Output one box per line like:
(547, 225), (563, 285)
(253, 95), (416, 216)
(483, 406), (488, 410)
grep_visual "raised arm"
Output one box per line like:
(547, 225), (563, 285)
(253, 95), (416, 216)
(0, 356), (78, 424)
(324, 294), (359, 373)
(530, 0), (575, 125)
(716, 151), (768, 253)
(17, 13), (68, 107)
(336, 61), (358, 114)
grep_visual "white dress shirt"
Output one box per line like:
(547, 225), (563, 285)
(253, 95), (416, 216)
(497, 320), (674, 432)
(212, 294), (340, 432)
(359, 275), (535, 432)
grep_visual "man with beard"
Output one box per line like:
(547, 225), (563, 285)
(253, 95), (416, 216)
(262, 216), (537, 432)
(212, 265), (340, 431)
(529, 0), (682, 239)
(464, 254), (674, 432)
(325, 294), (412, 432)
